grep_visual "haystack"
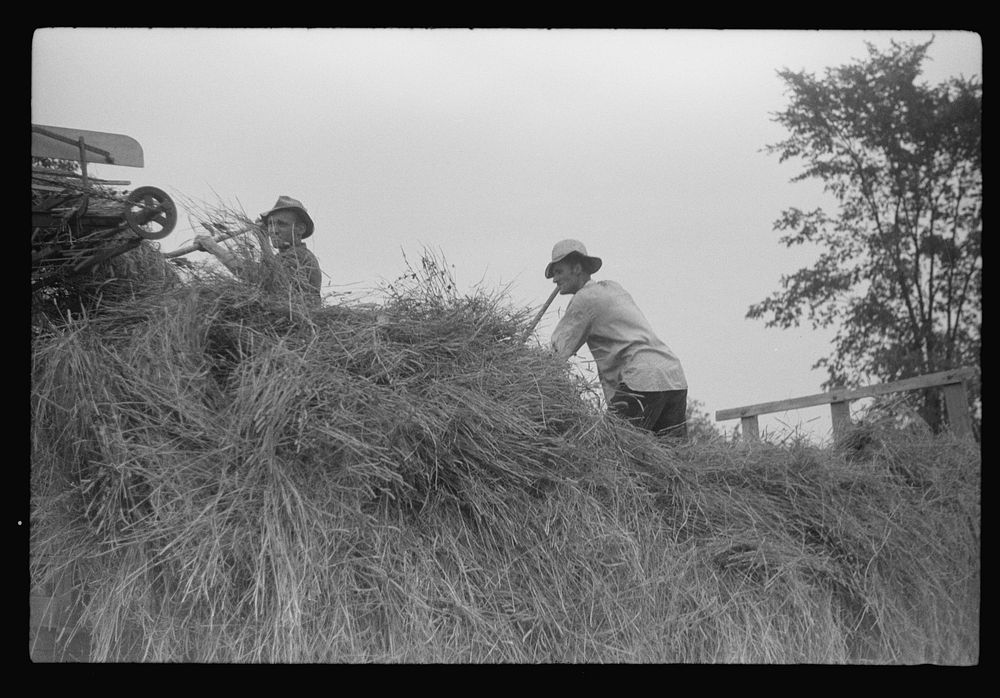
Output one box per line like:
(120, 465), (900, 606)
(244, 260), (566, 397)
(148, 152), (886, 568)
(30, 227), (980, 663)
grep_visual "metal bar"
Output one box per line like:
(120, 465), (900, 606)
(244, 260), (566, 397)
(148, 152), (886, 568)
(71, 238), (141, 276)
(77, 137), (90, 189)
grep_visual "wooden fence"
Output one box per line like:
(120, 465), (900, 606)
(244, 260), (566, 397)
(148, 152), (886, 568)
(715, 367), (976, 442)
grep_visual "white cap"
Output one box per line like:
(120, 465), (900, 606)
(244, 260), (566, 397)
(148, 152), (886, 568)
(545, 239), (603, 278)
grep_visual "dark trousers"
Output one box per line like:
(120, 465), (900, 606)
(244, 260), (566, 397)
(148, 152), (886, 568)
(610, 384), (688, 438)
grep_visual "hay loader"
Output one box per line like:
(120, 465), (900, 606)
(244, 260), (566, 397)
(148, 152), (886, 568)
(31, 124), (178, 291)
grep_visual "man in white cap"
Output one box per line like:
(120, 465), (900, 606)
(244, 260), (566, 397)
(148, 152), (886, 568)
(547, 239), (688, 438)
(195, 195), (322, 303)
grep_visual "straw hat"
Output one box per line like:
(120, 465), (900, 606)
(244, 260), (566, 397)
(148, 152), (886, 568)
(544, 239), (603, 278)
(260, 195), (315, 239)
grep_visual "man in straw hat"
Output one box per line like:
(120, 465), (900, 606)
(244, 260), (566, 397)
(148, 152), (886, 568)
(546, 239), (688, 438)
(195, 195), (323, 303)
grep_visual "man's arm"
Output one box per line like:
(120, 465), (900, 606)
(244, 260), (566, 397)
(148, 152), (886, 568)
(194, 235), (244, 277)
(550, 295), (593, 360)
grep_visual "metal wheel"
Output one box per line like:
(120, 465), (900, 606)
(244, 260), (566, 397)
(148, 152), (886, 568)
(123, 186), (177, 240)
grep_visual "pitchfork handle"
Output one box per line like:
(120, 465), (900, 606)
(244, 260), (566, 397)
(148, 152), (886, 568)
(520, 286), (560, 343)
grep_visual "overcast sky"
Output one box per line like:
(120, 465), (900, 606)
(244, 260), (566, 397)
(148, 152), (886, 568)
(31, 28), (982, 443)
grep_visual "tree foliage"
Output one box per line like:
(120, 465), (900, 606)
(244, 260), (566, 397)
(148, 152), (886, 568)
(748, 38), (981, 434)
(685, 398), (722, 441)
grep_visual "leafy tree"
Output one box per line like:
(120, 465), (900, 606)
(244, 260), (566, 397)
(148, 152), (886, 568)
(685, 398), (723, 442)
(748, 38), (981, 436)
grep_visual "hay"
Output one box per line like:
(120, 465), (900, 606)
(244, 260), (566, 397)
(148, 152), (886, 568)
(30, 232), (979, 663)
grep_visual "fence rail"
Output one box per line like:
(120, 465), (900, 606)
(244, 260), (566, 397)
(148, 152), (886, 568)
(715, 367), (976, 441)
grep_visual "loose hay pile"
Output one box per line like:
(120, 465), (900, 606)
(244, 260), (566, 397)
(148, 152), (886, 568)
(30, 240), (980, 663)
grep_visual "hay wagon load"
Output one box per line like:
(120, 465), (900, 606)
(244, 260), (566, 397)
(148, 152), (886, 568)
(27, 137), (980, 662)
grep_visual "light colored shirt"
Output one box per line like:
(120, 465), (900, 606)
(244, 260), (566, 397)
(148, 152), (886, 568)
(551, 279), (687, 402)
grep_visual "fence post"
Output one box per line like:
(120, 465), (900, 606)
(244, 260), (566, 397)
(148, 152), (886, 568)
(830, 401), (851, 440)
(942, 381), (973, 439)
(828, 385), (852, 441)
(740, 415), (760, 441)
